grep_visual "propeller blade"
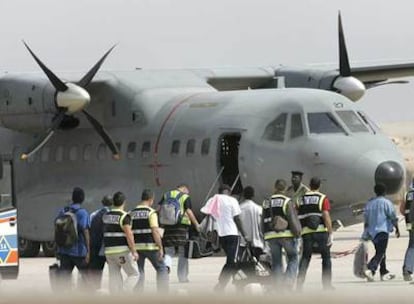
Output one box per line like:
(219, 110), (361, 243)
(21, 111), (66, 160)
(23, 41), (68, 92)
(338, 12), (351, 77)
(78, 45), (116, 88)
(82, 109), (120, 159)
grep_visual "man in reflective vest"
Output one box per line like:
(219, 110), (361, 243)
(130, 189), (169, 292)
(401, 179), (414, 281)
(159, 184), (200, 283)
(296, 177), (334, 291)
(263, 179), (301, 290)
(103, 191), (139, 293)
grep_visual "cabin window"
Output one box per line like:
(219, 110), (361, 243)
(127, 142), (136, 159)
(263, 113), (287, 142)
(69, 145), (78, 161)
(97, 143), (107, 160)
(290, 113), (304, 139)
(358, 111), (379, 134)
(142, 141), (151, 158)
(55, 146), (64, 162)
(171, 140), (180, 155)
(201, 138), (210, 155)
(336, 111), (369, 133)
(186, 139), (195, 156)
(307, 112), (346, 134)
(41, 146), (50, 162)
(83, 144), (92, 161)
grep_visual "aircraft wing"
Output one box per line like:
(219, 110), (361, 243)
(351, 63), (414, 84)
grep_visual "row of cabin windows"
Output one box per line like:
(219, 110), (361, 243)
(25, 138), (212, 163)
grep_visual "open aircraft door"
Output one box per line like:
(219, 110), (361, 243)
(0, 157), (18, 279)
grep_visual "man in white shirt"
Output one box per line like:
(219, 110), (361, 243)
(208, 184), (247, 292)
(239, 186), (264, 259)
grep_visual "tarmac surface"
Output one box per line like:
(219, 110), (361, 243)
(1, 223), (413, 303)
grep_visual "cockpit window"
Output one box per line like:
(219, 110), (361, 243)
(263, 113), (287, 142)
(307, 112), (346, 134)
(357, 111), (379, 134)
(336, 110), (369, 133)
(290, 113), (304, 139)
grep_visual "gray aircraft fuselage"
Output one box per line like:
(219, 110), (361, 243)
(0, 69), (404, 243)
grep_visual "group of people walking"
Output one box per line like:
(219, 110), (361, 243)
(53, 171), (412, 293)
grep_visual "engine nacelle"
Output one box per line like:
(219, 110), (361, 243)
(274, 67), (366, 102)
(0, 74), (59, 132)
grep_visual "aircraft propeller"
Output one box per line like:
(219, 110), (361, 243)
(20, 43), (120, 160)
(331, 12), (366, 101)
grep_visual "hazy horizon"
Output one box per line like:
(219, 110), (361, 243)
(1, 0), (413, 123)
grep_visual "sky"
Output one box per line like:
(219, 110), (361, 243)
(0, 0), (413, 123)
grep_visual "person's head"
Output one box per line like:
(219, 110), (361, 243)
(243, 186), (255, 200)
(274, 179), (287, 194)
(291, 171), (304, 187)
(101, 195), (113, 207)
(177, 183), (189, 194)
(309, 177), (321, 190)
(141, 189), (154, 205)
(218, 184), (232, 195)
(374, 183), (387, 196)
(72, 187), (85, 204)
(113, 191), (126, 207)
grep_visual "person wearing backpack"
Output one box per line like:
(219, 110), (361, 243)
(158, 184), (200, 283)
(87, 195), (113, 291)
(103, 191), (139, 293)
(55, 187), (91, 290)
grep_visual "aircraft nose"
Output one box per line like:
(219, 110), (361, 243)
(374, 161), (404, 194)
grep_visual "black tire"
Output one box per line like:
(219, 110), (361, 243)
(42, 241), (56, 257)
(18, 238), (40, 257)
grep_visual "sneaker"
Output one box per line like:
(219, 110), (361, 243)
(403, 272), (413, 282)
(380, 273), (396, 281)
(364, 269), (374, 282)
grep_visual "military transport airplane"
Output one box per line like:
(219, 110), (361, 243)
(0, 13), (411, 266)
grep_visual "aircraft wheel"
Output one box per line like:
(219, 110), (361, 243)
(18, 238), (40, 257)
(42, 241), (56, 257)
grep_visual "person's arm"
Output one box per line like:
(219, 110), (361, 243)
(83, 228), (90, 264)
(122, 224), (139, 260)
(149, 212), (164, 260)
(151, 227), (164, 260)
(286, 200), (302, 238)
(185, 209), (200, 231)
(400, 198), (407, 215)
(234, 215), (247, 241)
(387, 202), (400, 238)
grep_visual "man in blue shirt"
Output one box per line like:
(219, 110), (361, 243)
(56, 187), (91, 290)
(362, 183), (400, 282)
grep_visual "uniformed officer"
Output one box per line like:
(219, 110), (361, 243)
(130, 189), (169, 292)
(286, 171), (309, 206)
(400, 178), (414, 281)
(103, 191), (139, 293)
(263, 179), (302, 290)
(296, 177), (334, 291)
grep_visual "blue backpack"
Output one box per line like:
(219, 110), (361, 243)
(159, 192), (184, 225)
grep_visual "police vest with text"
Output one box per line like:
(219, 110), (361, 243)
(404, 190), (414, 230)
(298, 191), (327, 235)
(160, 190), (191, 226)
(263, 194), (293, 240)
(103, 209), (129, 255)
(130, 206), (159, 251)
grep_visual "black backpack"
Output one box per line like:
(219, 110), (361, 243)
(54, 207), (79, 248)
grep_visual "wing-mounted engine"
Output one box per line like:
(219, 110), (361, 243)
(1, 42), (121, 160)
(274, 13), (366, 102)
(0, 75), (86, 132)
